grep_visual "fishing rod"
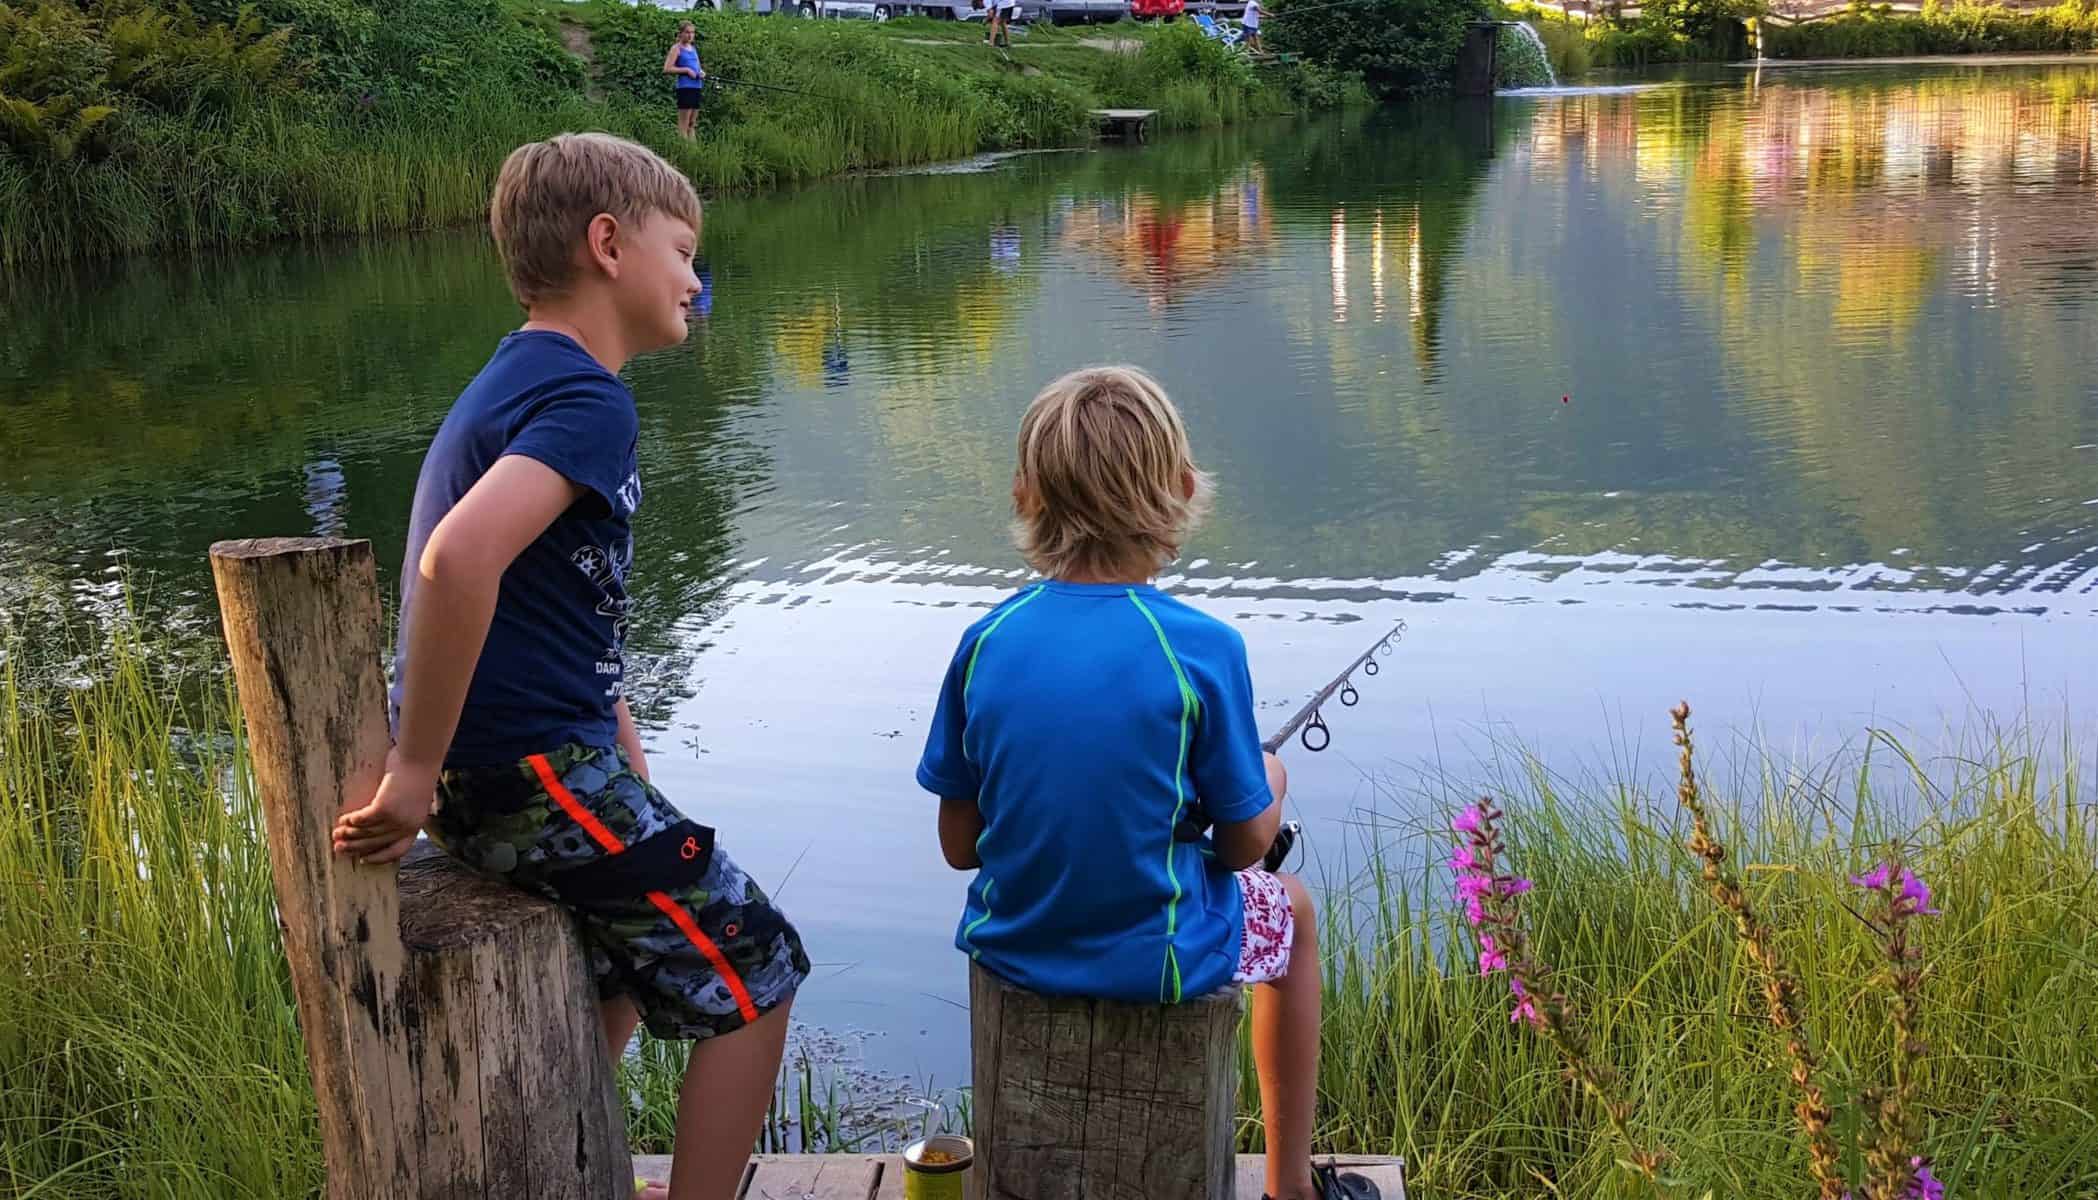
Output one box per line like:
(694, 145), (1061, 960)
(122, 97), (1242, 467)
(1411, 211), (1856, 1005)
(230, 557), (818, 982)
(1175, 620), (1407, 867)
(702, 72), (856, 104)
(1266, 0), (1375, 17)
(1261, 621), (1404, 755)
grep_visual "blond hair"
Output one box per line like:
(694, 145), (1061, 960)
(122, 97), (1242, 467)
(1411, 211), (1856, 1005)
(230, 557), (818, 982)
(1012, 366), (1214, 580)
(488, 132), (702, 307)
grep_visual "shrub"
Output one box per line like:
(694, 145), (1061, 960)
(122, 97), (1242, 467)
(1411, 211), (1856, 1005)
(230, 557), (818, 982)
(1272, 0), (1489, 98)
(1764, 0), (2098, 57)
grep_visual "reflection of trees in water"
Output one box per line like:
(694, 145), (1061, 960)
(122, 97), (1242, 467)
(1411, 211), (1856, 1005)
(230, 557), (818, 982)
(0, 232), (761, 718)
(1473, 67), (2098, 592)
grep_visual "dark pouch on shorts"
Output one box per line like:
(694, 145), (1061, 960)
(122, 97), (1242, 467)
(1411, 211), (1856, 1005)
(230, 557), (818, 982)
(546, 819), (715, 904)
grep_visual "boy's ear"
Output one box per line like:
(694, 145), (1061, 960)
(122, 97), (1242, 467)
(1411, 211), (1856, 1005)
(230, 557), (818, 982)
(1011, 472), (1038, 517)
(1181, 468), (1197, 502)
(583, 212), (621, 279)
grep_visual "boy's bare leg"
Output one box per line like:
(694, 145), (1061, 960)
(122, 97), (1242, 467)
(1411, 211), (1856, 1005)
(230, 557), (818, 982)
(602, 993), (642, 1058)
(1253, 874), (1320, 1200)
(661, 997), (795, 1200)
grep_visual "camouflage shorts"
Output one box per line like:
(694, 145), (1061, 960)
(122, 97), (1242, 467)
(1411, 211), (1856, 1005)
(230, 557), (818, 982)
(427, 743), (810, 1042)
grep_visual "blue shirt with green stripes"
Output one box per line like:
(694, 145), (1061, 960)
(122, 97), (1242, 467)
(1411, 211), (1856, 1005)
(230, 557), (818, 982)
(915, 580), (1274, 1003)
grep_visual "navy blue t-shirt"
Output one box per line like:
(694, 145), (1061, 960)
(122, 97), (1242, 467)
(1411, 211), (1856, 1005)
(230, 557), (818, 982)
(394, 330), (642, 767)
(916, 582), (1275, 1004)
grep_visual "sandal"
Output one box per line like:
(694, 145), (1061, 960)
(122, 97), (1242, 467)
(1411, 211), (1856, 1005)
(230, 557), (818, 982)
(1260, 1159), (1383, 1200)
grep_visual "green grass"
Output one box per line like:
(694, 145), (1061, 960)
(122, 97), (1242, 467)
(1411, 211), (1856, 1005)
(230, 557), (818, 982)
(1265, 716), (2098, 1197)
(7, 614), (2092, 1197)
(0, 6), (1328, 267)
(1765, 0), (2098, 59)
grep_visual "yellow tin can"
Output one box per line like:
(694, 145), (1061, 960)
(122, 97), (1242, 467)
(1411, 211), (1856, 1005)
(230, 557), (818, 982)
(901, 1135), (972, 1200)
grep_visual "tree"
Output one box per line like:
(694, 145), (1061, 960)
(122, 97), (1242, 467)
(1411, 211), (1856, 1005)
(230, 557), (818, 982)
(1270, 0), (1489, 99)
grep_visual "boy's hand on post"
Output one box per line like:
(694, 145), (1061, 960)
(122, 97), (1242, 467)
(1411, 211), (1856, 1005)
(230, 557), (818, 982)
(332, 748), (438, 864)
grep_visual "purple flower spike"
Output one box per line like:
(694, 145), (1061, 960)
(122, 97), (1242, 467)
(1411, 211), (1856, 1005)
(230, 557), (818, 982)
(1463, 897), (1486, 925)
(1908, 1160), (1944, 1200)
(1850, 862), (1893, 891)
(1500, 876), (1534, 897)
(1899, 870), (1942, 916)
(1453, 806), (1483, 834)
(1450, 845), (1481, 872)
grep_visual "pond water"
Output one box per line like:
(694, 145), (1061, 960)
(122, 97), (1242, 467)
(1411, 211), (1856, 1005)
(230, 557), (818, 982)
(4, 61), (2096, 1095)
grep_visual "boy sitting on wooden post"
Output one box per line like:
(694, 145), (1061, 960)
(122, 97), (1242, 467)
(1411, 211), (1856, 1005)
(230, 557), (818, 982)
(915, 366), (1379, 1200)
(330, 132), (810, 1200)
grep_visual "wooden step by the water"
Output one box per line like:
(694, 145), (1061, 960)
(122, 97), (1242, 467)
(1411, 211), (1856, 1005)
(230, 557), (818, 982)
(627, 1154), (1405, 1200)
(1091, 107), (1159, 140)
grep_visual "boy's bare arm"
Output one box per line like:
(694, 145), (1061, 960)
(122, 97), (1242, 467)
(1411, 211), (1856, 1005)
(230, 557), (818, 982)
(332, 454), (584, 864)
(615, 698), (648, 782)
(1211, 751), (1287, 871)
(937, 796), (985, 870)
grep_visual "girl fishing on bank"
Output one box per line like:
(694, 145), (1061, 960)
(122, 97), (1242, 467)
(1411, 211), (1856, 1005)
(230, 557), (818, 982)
(664, 22), (705, 141)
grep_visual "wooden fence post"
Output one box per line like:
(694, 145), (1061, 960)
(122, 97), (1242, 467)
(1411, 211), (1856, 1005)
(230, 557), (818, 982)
(210, 537), (631, 1199)
(969, 961), (1240, 1200)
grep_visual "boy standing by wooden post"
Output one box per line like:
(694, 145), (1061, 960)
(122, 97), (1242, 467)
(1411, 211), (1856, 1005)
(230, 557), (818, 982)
(331, 133), (810, 1200)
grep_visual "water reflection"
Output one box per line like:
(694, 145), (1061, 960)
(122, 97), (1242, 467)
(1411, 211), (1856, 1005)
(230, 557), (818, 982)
(3, 66), (2095, 1085)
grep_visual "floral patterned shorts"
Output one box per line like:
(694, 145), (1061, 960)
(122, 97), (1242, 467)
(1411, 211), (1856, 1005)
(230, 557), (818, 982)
(1232, 868), (1295, 985)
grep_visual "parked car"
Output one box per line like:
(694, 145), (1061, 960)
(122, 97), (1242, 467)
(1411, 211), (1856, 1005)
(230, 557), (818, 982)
(1040, 0), (1129, 22)
(1130, 0), (1184, 18)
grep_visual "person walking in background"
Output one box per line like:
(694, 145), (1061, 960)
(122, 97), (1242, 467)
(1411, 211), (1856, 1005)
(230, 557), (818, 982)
(1241, 0), (1263, 52)
(664, 22), (705, 141)
(986, 0), (1013, 50)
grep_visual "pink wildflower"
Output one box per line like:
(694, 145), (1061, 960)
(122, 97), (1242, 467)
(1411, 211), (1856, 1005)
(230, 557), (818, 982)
(1453, 805), (1484, 834)
(1449, 844), (1481, 872)
(1464, 896), (1486, 925)
(1508, 977), (1539, 1025)
(1851, 862), (1893, 891)
(1898, 870), (1941, 916)
(1456, 873), (1495, 900)
(1478, 934), (1507, 974)
(1500, 876), (1534, 897)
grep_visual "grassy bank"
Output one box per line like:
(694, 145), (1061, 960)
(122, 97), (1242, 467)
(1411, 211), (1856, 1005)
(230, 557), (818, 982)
(1765, 0), (2098, 58)
(1288, 717), (2098, 1197)
(7, 611), (2095, 1197)
(0, 0), (1352, 269)
(1502, 0), (2098, 73)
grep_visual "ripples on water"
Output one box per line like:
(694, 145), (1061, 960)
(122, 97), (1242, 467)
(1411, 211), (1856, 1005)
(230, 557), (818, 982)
(4, 62), (2094, 1080)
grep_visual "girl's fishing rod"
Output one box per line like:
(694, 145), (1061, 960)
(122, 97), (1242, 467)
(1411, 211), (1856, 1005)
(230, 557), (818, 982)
(1260, 621), (1404, 755)
(1267, 0), (1375, 17)
(1175, 620), (1407, 866)
(702, 72), (856, 104)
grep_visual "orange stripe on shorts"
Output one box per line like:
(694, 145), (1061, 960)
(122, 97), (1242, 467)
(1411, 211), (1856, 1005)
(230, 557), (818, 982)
(525, 753), (761, 1026)
(647, 891), (760, 1024)
(528, 753), (626, 855)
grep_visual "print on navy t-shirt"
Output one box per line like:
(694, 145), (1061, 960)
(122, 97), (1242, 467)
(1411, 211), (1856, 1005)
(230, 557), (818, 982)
(393, 330), (642, 767)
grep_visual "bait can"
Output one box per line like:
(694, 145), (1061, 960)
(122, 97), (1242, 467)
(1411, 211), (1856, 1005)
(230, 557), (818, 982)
(901, 1135), (972, 1200)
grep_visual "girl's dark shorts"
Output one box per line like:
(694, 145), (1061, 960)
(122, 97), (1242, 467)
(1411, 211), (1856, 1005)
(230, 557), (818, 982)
(676, 88), (704, 110)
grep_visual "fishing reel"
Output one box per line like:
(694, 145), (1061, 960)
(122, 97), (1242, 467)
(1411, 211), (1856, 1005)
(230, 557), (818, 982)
(1171, 814), (1301, 874)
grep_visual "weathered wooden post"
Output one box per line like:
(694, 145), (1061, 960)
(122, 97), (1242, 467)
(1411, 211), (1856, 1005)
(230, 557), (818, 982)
(210, 537), (631, 1199)
(969, 962), (1241, 1200)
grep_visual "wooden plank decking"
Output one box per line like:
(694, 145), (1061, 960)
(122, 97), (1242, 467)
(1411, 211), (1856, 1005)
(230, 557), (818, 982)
(629, 1154), (1405, 1200)
(1090, 107), (1159, 140)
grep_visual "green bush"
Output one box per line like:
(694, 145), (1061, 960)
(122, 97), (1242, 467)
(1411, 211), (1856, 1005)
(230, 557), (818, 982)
(1765, 0), (2098, 57)
(1588, 17), (1691, 64)
(1272, 0), (1489, 98)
